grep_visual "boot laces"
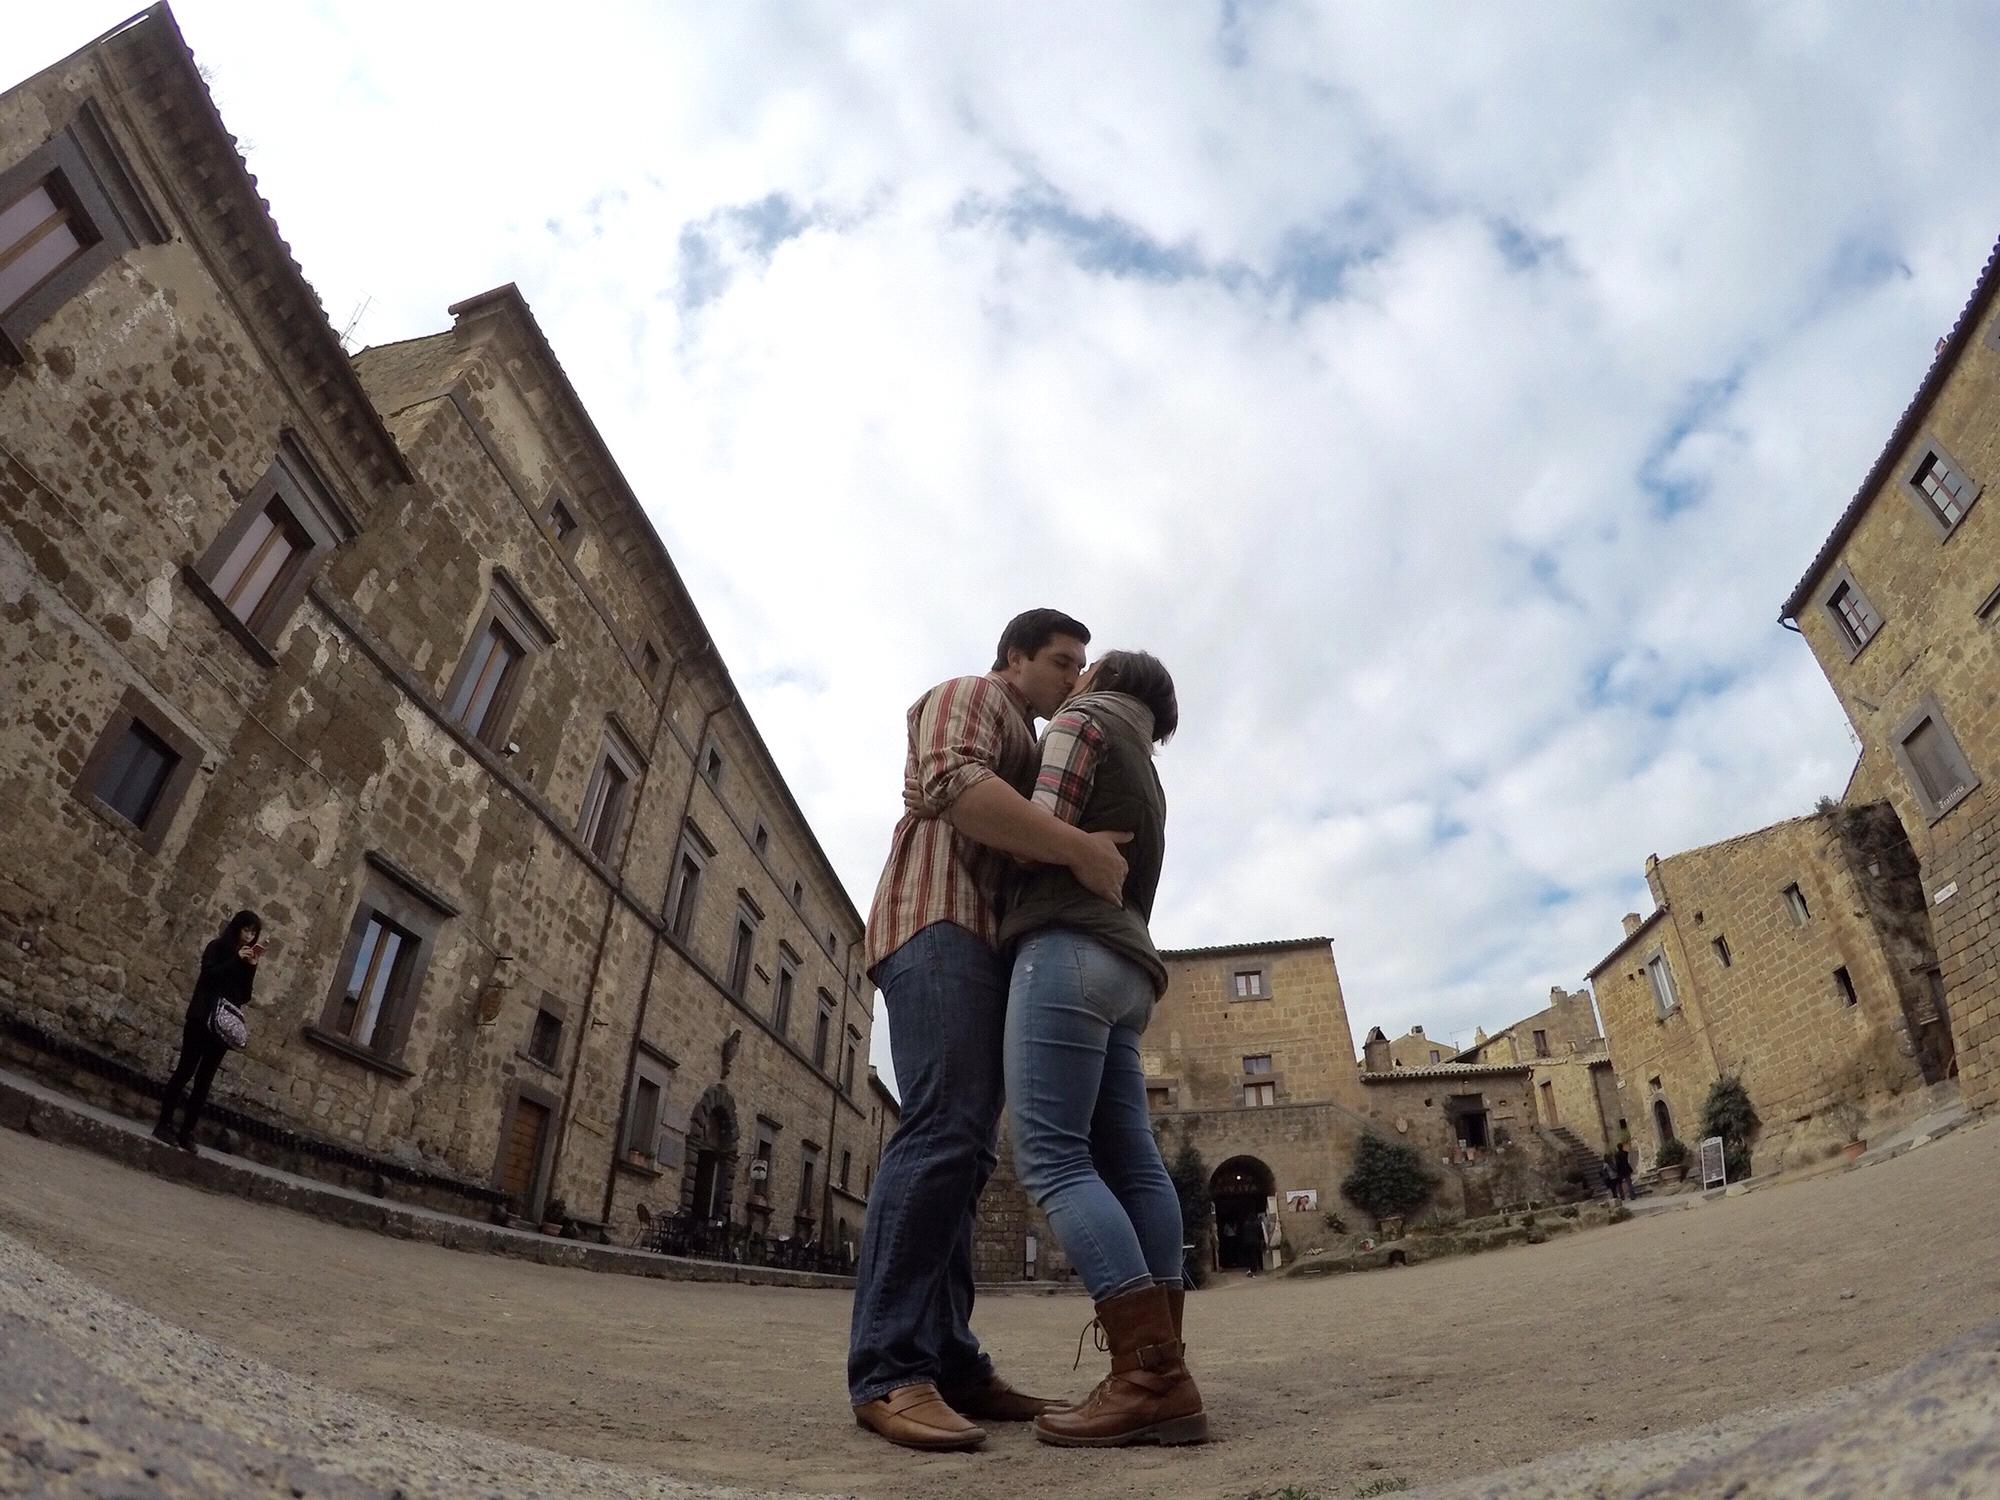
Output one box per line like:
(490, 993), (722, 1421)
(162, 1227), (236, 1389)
(1071, 1316), (1109, 1371)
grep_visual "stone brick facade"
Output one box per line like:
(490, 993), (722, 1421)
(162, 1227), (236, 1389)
(0, 11), (877, 1251)
(1781, 239), (2000, 1116)
(1587, 804), (1941, 1172)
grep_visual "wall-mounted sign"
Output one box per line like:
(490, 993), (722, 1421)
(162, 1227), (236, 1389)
(1933, 882), (1960, 906)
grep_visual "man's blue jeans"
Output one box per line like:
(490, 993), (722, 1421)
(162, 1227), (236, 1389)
(1005, 929), (1184, 1301)
(847, 922), (1005, 1405)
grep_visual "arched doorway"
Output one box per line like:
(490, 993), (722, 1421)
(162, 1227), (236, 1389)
(1210, 1155), (1275, 1272)
(1652, 1097), (1675, 1147)
(680, 1083), (739, 1226)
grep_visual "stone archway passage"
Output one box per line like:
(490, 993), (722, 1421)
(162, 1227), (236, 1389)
(1210, 1155), (1275, 1272)
(680, 1082), (740, 1226)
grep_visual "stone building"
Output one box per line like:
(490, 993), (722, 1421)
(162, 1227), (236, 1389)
(0, 6), (877, 1253)
(1362, 1023), (1459, 1070)
(1780, 236), (2000, 1117)
(1587, 803), (1943, 1173)
(1453, 986), (1621, 1155)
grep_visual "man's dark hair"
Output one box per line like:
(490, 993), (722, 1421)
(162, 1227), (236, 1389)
(992, 608), (1090, 672)
(1088, 649), (1178, 744)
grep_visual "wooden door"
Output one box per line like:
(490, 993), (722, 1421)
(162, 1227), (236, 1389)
(1539, 1080), (1558, 1126)
(500, 1096), (550, 1214)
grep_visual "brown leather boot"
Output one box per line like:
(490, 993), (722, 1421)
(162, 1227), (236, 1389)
(1166, 1283), (1185, 1345)
(1033, 1284), (1207, 1447)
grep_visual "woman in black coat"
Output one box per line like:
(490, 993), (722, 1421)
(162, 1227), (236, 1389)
(153, 908), (262, 1153)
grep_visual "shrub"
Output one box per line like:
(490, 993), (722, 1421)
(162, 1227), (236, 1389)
(1655, 1137), (1689, 1169)
(1700, 1075), (1761, 1180)
(1341, 1133), (1437, 1229)
(1164, 1136), (1214, 1288)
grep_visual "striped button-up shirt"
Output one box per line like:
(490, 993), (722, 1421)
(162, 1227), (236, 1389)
(864, 673), (1038, 978)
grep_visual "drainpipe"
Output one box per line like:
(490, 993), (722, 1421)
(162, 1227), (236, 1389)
(548, 638), (688, 1212)
(597, 646), (732, 1225)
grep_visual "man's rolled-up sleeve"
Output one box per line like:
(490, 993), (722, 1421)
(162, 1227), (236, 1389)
(907, 678), (1006, 817)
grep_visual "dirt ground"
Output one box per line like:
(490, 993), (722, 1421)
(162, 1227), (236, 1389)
(3, 1122), (1998, 1500)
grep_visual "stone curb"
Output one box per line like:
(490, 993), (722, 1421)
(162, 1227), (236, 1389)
(0, 1066), (854, 1293)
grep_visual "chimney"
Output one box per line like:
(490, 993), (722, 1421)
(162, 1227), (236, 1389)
(1411, 1024), (1424, 1036)
(1621, 913), (1643, 936)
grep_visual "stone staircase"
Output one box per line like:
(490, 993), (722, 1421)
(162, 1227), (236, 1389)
(1548, 1125), (1611, 1198)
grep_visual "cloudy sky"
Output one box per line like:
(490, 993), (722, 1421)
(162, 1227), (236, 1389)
(16, 3), (2000, 1071)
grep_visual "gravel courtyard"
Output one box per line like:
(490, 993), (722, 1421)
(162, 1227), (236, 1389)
(4, 1118), (1998, 1500)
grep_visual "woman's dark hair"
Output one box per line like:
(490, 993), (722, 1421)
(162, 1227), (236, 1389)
(1089, 649), (1178, 744)
(992, 608), (1090, 671)
(215, 909), (263, 946)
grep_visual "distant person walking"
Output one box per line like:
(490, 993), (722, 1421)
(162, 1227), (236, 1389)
(1613, 1141), (1634, 1201)
(154, 909), (261, 1154)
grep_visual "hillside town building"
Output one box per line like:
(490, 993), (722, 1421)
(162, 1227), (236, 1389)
(1587, 803), (1943, 1173)
(0, 6), (877, 1258)
(1781, 237), (2000, 1119)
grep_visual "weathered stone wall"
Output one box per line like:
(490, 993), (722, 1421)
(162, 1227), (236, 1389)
(1788, 290), (2000, 1114)
(0, 19), (877, 1244)
(1590, 807), (1934, 1172)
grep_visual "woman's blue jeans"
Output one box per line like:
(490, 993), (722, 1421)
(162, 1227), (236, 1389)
(1005, 929), (1184, 1301)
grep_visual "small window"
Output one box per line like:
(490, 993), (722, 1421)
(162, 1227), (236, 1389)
(1428, 1049), (1441, 1064)
(1823, 572), (1882, 657)
(526, 1007), (563, 1068)
(1246, 1081), (1278, 1107)
(1892, 699), (1979, 821)
(702, 745), (724, 786)
(316, 857), (467, 1073)
(1232, 969), (1266, 999)
(209, 500), (311, 632)
(1146, 1086), (1170, 1110)
(753, 822), (770, 855)
(1532, 1029), (1550, 1058)
(791, 879), (804, 906)
(839, 1149), (852, 1190)
(1783, 883), (1811, 925)
(545, 495), (580, 548)
(622, 1050), (675, 1162)
(188, 438), (351, 657)
(798, 1146), (819, 1215)
(772, 953), (797, 1035)
(443, 576), (552, 751)
(1645, 952), (1678, 1018)
(843, 1026), (860, 1094)
(1833, 966), (1859, 1009)
(726, 915), (756, 998)
(640, 641), (663, 683)
(0, 177), (92, 317)
(1243, 1054), (1273, 1075)
(666, 823), (713, 942)
(1712, 935), (1733, 968)
(1904, 440), (1980, 537)
(72, 689), (203, 853)
(813, 991), (835, 1070)
(578, 727), (642, 863)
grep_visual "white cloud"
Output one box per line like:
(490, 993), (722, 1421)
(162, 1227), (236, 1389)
(13, 1), (1999, 1080)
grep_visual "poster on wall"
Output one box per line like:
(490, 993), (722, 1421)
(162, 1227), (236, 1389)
(1285, 1189), (1318, 1212)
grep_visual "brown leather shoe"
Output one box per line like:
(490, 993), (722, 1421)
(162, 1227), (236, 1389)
(1034, 1284), (1207, 1447)
(941, 1371), (1064, 1422)
(853, 1382), (987, 1451)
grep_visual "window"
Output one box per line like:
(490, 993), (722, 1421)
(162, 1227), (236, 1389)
(545, 495), (579, 548)
(1146, 1086), (1170, 1110)
(188, 437), (352, 657)
(1429, 1049), (1441, 1064)
(843, 1026), (861, 1094)
(1783, 883), (1811, 925)
(702, 745), (724, 786)
(1822, 571), (1882, 657)
(791, 879), (804, 906)
(71, 689), (203, 853)
(839, 1150), (852, 1190)
(623, 1049), (674, 1161)
(1232, 968), (1267, 999)
(526, 1006), (563, 1068)
(1891, 697), (1979, 821)
(753, 822), (770, 855)
(210, 501), (310, 630)
(772, 950), (798, 1035)
(1904, 439), (1980, 538)
(1246, 1081), (1278, 1107)
(1713, 935), (1733, 967)
(1532, 1029), (1550, 1059)
(798, 1144), (820, 1216)
(1243, 1054), (1273, 1075)
(640, 641), (663, 684)
(311, 853), (454, 1074)
(1833, 966), (1859, 1009)
(0, 103), (164, 358)
(578, 726), (642, 863)
(1645, 952), (1678, 1018)
(726, 914), (756, 998)
(443, 575), (553, 750)
(667, 824), (713, 941)
(813, 991), (835, 1070)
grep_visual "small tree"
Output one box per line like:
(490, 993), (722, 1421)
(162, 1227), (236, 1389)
(1341, 1133), (1437, 1230)
(1164, 1136), (1214, 1288)
(1699, 1074), (1760, 1181)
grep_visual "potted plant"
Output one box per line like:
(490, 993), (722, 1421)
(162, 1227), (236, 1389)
(539, 1195), (568, 1237)
(1656, 1137), (1689, 1183)
(1830, 1097), (1867, 1160)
